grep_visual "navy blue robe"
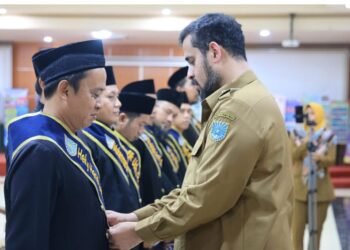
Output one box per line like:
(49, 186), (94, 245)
(78, 127), (140, 213)
(146, 126), (181, 192)
(168, 128), (191, 183)
(133, 136), (165, 206)
(114, 131), (142, 209)
(5, 140), (108, 250)
(182, 120), (200, 147)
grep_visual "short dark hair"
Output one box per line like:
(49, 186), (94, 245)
(124, 112), (141, 121)
(34, 79), (42, 96)
(34, 100), (44, 112)
(43, 71), (86, 99)
(176, 78), (187, 88)
(179, 13), (247, 61)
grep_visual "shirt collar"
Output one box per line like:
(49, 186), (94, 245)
(201, 70), (258, 122)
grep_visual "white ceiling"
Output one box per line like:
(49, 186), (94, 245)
(0, 4), (350, 45)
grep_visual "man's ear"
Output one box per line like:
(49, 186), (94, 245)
(38, 79), (46, 101)
(208, 41), (222, 63)
(176, 85), (184, 92)
(38, 79), (45, 92)
(118, 112), (129, 125)
(56, 80), (70, 101)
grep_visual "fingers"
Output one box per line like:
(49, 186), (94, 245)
(105, 211), (137, 227)
(106, 217), (117, 227)
(107, 227), (120, 250)
(106, 211), (124, 227)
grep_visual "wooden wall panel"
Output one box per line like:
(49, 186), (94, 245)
(12, 43), (42, 110)
(104, 44), (184, 57)
(15, 71), (37, 110)
(144, 67), (178, 90)
(114, 66), (139, 90)
(140, 45), (172, 56)
(105, 44), (141, 56)
(173, 46), (185, 56)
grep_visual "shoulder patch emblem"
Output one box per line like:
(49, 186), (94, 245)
(105, 134), (115, 149)
(139, 133), (148, 141)
(177, 135), (184, 146)
(210, 120), (229, 142)
(65, 134), (77, 156)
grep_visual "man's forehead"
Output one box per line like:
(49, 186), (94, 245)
(182, 35), (195, 52)
(159, 101), (177, 111)
(105, 85), (117, 92)
(140, 114), (150, 119)
(183, 35), (192, 45)
(171, 104), (180, 113)
(181, 104), (191, 109)
(91, 86), (105, 92)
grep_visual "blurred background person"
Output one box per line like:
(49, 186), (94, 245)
(168, 92), (192, 182)
(290, 102), (336, 250)
(115, 89), (156, 210)
(78, 66), (138, 214)
(168, 66), (201, 147)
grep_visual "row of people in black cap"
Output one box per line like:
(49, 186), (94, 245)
(167, 66), (201, 147)
(79, 69), (196, 250)
(4, 39), (200, 250)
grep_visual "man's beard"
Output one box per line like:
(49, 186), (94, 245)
(152, 124), (168, 142)
(200, 58), (222, 99)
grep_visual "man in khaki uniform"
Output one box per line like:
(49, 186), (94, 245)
(107, 13), (294, 250)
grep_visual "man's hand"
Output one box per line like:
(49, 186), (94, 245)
(108, 221), (142, 250)
(312, 152), (323, 163)
(105, 210), (138, 227)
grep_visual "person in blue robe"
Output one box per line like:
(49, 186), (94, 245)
(5, 40), (109, 250)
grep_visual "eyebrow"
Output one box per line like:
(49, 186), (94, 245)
(93, 87), (105, 92)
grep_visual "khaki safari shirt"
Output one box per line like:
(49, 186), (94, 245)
(134, 71), (294, 250)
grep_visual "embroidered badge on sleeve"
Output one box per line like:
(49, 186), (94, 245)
(210, 120), (229, 142)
